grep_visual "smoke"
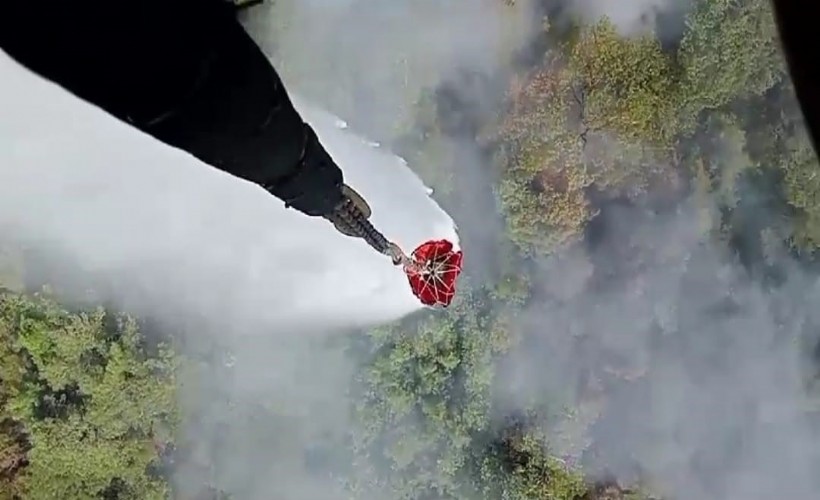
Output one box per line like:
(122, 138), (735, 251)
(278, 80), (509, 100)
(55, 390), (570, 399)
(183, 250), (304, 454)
(134, 2), (543, 498)
(496, 194), (820, 499)
(243, 0), (538, 143)
(4, 0), (815, 499)
(568, 0), (688, 37)
(0, 41), (455, 499)
(244, 1), (820, 499)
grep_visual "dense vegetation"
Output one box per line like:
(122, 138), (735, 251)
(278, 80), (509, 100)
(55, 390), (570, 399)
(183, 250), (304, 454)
(0, 287), (180, 499)
(4, 0), (820, 498)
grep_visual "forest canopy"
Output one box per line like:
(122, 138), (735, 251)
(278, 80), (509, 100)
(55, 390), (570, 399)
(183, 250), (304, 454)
(3, 0), (820, 499)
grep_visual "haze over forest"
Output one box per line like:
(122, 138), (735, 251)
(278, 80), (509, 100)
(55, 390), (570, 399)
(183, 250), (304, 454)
(4, 0), (820, 499)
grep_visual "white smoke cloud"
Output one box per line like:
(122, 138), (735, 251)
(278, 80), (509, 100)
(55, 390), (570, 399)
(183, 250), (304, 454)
(0, 45), (456, 498)
(5, 1), (816, 499)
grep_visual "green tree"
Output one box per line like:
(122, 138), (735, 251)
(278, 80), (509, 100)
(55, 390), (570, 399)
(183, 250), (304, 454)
(494, 20), (679, 255)
(738, 80), (820, 251)
(779, 127), (820, 249)
(677, 0), (784, 119)
(472, 419), (587, 500)
(350, 289), (511, 498)
(0, 420), (28, 499)
(494, 59), (596, 255)
(0, 292), (180, 499)
(347, 286), (601, 499)
(568, 20), (680, 144)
